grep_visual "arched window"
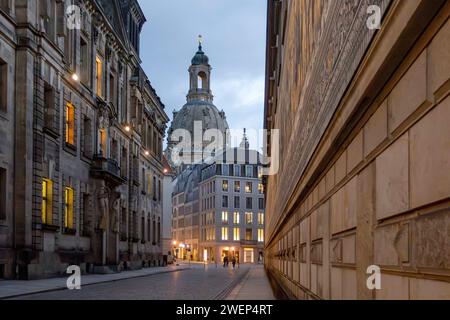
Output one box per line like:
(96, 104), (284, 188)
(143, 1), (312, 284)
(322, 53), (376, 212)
(197, 71), (207, 89)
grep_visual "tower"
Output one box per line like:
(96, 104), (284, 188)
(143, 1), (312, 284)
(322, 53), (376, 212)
(166, 37), (230, 170)
(188, 35), (213, 103)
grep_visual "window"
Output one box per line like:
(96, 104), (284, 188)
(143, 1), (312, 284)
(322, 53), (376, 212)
(234, 165), (241, 177)
(42, 179), (53, 225)
(0, 168), (5, 220)
(258, 183), (264, 194)
(245, 212), (253, 225)
(82, 194), (90, 236)
(82, 116), (92, 157)
(222, 164), (229, 176)
(109, 72), (116, 105)
(157, 217), (161, 244)
(120, 147), (127, 178)
(258, 229), (264, 242)
(234, 196), (240, 209)
(0, 59), (7, 113)
(152, 218), (156, 243)
(221, 227), (229, 241)
(246, 197), (253, 210)
(64, 187), (74, 230)
(65, 102), (75, 146)
(222, 195), (228, 208)
(99, 129), (107, 156)
(221, 211), (228, 224)
(258, 198), (264, 210)
(96, 56), (103, 98)
(233, 228), (240, 241)
(246, 165), (253, 178)
(43, 83), (55, 129)
(234, 181), (240, 193)
(222, 180), (228, 192)
(147, 217), (151, 242)
(245, 182), (252, 193)
(80, 37), (90, 85)
(147, 173), (152, 194)
(141, 216), (145, 241)
(258, 213), (264, 225)
(233, 212), (240, 224)
(245, 228), (253, 241)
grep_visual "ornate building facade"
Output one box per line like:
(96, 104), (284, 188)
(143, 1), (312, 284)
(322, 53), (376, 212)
(0, 0), (169, 280)
(166, 41), (229, 171)
(264, 0), (450, 299)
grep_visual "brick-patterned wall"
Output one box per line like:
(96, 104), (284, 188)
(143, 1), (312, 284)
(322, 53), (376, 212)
(265, 1), (450, 300)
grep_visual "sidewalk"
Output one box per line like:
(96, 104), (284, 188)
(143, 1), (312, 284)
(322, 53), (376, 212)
(0, 265), (189, 299)
(226, 265), (275, 300)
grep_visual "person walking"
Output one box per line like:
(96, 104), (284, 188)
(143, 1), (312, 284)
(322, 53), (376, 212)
(223, 255), (228, 268)
(232, 256), (236, 269)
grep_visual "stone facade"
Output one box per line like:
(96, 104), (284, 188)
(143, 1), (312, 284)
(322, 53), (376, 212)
(264, 0), (450, 299)
(0, 0), (169, 280)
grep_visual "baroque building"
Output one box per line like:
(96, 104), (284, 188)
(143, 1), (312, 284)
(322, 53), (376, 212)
(166, 41), (229, 170)
(0, 0), (169, 280)
(264, 0), (450, 299)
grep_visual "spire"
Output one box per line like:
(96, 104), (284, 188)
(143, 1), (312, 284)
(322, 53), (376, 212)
(240, 128), (250, 149)
(198, 34), (203, 51)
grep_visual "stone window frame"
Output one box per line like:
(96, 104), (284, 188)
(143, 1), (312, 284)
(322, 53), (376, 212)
(0, 58), (7, 114)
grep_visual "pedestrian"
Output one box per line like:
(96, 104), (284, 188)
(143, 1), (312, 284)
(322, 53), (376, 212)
(232, 256), (236, 269)
(223, 255), (227, 268)
(226, 255), (229, 267)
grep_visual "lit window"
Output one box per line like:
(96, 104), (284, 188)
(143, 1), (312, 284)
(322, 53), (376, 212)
(258, 183), (264, 194)
(221, 227), (228, 241)
(245, 182), (252, 193)
(258, 229), (264, 242)
(233, 228), (240, 241)
(258, 213), (264, 225)
(65, 102), (75, 145)
(96, 56), (103, 98)
(234, 181), (240, 193)
(147, 173), (152, 194)
(233, 212), (240, 224)
(64, 187), (74, 230)
(245, 212), (253, 225)
(222, 211), (228, 224)
(222, 180), (228, 192)
(99, 128), (107, 156)
(42, 179), (53, 225)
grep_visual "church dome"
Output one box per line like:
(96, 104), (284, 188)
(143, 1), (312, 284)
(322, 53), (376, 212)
(169, 101), (229, 138)
(191, 45), (209, 66)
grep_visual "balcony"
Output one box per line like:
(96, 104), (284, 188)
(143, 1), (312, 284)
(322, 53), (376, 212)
(240, 240), (259, 246)
(90, 155), (126, 186)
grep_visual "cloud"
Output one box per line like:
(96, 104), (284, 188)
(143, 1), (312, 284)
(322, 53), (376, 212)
(138, 0), (267, 149)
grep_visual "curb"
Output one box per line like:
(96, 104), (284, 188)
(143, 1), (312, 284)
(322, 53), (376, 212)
(0, 267), (190, 300)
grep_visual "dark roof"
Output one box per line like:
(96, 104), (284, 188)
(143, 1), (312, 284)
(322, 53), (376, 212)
(191, 44), (210, 66)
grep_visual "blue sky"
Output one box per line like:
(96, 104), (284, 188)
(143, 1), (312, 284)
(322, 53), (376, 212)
(138, 0), (267, 149)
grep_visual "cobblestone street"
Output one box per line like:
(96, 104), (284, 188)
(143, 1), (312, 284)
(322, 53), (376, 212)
(5, 265), (273, 300)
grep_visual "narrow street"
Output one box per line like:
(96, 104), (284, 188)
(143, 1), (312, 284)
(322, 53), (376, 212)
(5, 265), (274, 300)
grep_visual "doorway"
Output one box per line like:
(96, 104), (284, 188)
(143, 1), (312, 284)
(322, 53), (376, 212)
(244, 248), (254, 263)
